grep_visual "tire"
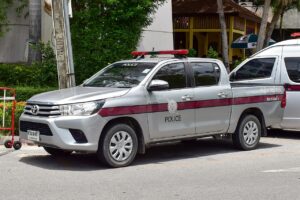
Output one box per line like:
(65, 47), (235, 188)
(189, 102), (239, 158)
(13, 141), (22, 150)
(98, 124), (138, 168)
(43, 147), (72, 156)
(4, 140), (12, 149)
(233, 115), (261, 150)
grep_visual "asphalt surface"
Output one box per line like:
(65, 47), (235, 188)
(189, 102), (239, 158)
(0, 131), (300, 200)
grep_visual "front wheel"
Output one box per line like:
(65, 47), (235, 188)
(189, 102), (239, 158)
(98, 124), (138, 168)
(233, 115), (261, 150)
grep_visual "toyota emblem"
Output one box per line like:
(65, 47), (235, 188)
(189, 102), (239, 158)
(31, 105), (40, 115)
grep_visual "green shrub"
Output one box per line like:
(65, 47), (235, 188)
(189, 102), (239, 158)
(0, 102), (25, 136)
(15, 86), (56, 102)
(188, 48), (197, 57)
(71, 0), (166, 84)
(0, 43), (58, 87)
(207, 46), (219, 59)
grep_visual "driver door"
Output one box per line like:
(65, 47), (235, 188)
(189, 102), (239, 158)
(147, 62), (195, 140)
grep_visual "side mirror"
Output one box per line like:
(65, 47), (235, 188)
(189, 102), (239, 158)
(148, 80), (169, 91)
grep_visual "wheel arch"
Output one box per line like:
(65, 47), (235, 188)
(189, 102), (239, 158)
(236, 107), (267, 136)
(100, 117), (146, 154)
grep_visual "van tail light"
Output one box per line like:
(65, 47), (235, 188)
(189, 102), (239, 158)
(281, 84), (288, 108)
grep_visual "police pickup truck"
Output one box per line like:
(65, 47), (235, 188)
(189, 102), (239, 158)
(20, 50), (285, 167)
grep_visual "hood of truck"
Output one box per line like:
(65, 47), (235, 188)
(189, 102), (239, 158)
(27, 86), (131, 105)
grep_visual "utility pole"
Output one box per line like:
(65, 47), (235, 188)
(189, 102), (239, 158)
(51, 0), (76, 89)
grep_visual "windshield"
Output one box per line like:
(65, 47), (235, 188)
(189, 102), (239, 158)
(83, 62), (157, 88)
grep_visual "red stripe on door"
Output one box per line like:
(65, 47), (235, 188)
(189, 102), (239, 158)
(287, 85), (300, 91)
(99, 94), (282, 117)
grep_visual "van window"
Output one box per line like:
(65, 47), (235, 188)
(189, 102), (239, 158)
(284, 57), (300, 83)
(191, 62), (220, 86)
(233, 58), (275, 81)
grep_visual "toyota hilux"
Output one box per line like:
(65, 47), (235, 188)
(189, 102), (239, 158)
(20, 50), (285, 167)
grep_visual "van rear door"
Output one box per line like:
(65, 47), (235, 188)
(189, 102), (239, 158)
(280, 45), (300, 130)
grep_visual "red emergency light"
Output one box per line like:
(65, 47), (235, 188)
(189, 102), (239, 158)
(291, 32), (300, 38)
(131, 49), (189, 57)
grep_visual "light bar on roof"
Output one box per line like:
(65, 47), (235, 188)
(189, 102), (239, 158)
(131, 49), (189, 57)
(291, 32), (300, 38)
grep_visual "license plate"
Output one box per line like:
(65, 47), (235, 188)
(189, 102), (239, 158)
(27, 130), (40, 142)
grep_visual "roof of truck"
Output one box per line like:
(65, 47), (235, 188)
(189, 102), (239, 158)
(272, 39), (300, 46)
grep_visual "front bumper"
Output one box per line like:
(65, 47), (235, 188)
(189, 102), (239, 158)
(19, 113), (108, 152)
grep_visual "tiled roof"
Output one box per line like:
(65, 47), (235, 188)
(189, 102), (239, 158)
(172, 0), (262, 23)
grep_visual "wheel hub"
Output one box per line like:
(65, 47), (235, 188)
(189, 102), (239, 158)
(243, 120), (259, 146)
(109, 131), (133, 161)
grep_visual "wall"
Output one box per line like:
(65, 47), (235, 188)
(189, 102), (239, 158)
(137, 0), (174, 51)
(0, 3), (29, 63)
(279, 9), (300, 29)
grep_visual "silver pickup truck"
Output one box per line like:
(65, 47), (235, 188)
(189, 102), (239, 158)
(20, 50), (285, 167)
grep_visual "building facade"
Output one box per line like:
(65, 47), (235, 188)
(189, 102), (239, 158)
(0, 1), (174, 63)
(173, 0), (262, 63)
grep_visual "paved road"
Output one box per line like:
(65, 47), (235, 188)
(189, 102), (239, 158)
(0, 131), (300, 200)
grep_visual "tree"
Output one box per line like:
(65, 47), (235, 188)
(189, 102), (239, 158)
(256, 0), (272, 52)
(265, 0), (300, 46)
(217, 0), (230, 72)
(71, 0), (166, 83)
(28, 0), (41, 64)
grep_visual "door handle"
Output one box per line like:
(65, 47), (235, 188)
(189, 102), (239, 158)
(218, 92), (228, 98)
(182, 95), (193, 101)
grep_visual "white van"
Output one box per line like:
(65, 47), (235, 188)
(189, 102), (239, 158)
(230, 39), (300, 131)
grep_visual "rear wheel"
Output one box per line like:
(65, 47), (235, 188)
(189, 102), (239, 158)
(43, 147), (72, 156)
(233, 115), (261, 150)
(98, 124), (138, 168)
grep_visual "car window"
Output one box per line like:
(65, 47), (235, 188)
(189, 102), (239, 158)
(84, 62), (157, 88)
(284, 57), (300, 83)
(153, 63), (186, 89)
(191, 62), (220, 86)
(233, 58), (275, 81)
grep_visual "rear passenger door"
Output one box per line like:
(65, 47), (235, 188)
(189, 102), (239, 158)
(191, 62), (232, 134)
(280, 45), (300, 129)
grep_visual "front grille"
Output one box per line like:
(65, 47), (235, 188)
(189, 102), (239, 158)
(20, 121), (53, 136)
(24, 103), (61, 117)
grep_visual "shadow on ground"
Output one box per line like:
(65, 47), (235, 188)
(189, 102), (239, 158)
(268, 129), (300, 140)
(19, 137), (280, 171)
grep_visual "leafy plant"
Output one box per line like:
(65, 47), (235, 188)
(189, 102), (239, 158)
(0, 42), (58, 87)
(0, 101), (26, 136)
(71, 0), (166, 83)
(207, 46), (219, 59)
(188, 48), (197, 57)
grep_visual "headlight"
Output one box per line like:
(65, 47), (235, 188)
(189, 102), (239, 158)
(60, 101), (105, 116)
